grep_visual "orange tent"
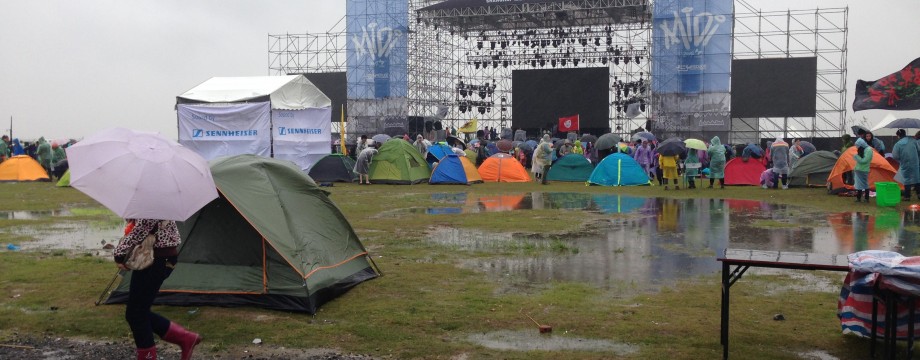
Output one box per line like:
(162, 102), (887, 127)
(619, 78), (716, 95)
(0, 155), (50, 182)
(827, 146), (900, 191)
(478, 153), (531, 182)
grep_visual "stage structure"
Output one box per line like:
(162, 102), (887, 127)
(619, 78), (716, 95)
(268, 0), (847, 144)
(728, 1), (848, 143)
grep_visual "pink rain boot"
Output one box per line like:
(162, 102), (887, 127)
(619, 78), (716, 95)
(162, 322), (202, 360)
(136, 346), (157, 360)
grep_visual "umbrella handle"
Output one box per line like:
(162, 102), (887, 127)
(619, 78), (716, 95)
(95, 270), (124, 306)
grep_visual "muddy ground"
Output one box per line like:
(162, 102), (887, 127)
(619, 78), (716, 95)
(0, 335), (378, 360)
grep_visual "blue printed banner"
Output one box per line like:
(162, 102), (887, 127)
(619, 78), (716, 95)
(346, 0), (409, 99)
(651, 0), (732, 94)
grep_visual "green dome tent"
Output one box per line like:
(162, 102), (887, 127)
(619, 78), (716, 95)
(56, 170), (71, 187)
(546, 154), (594, 182)
(308, 153), (358, 183)
(105, 154), (379, 313)
(368, 139), (430, 184)
(789, 150), (839, 187)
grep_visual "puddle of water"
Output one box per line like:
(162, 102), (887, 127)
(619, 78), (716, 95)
(428, 197), (920, 290)
(466, 329), (638, 354)
(13, 222), (123, 256)
(0, 209), (72, 220)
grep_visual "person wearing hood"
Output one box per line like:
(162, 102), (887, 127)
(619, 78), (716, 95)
(863, 131), (885, 154)
(841, 134), (854, 153)
(892, 129), (920, 200)
(770, 138), (791, 189)
(11, 138), (24, 156)
(413, 134), (429, 155)
(0, 135), (9, 162)
(634, 140), (655, 180)
(853, 138), (873, 202)
(537, 135), (554, 184)
(707, 136), (726, 189)
(36, 137), (53, 176)
(572, 140), (584, 155)
(353, 141), (378, 185)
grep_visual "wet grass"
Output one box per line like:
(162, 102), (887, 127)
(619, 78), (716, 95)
(0, 181), (895, 359)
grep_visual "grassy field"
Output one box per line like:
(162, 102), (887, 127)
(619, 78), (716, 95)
(0, 181), (906, 359)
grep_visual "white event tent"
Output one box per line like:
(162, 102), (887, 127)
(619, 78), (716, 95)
(177, 75), (332, 172)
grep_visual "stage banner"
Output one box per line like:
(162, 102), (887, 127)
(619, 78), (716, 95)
(854, 57), (920, 111)
(272, 108), (332, 172)
(652, 93), (730, 132)
(346, 0), (408, 100)
(651, 0), (732, 94)
(178, 102), (271, 161)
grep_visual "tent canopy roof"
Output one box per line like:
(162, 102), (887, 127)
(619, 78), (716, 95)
(177, 75), (331, 110)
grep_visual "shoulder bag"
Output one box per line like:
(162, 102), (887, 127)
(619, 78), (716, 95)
(122, 221), (163, 270)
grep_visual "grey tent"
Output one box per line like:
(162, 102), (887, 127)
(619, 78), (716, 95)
(105, 154), (378, 313)
(789, 150), (839, 187)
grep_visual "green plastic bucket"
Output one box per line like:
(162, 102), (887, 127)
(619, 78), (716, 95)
(875, 182), (901, 207)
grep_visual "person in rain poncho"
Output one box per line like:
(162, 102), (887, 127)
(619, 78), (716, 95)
(36, 137), (53, 176)
(0, 135), (9, 162)
(538, 135), (554, 184)
(558, 139), (573, 157)
(684, 149), (701, 189)
(355, 135), (369, 155)
(634, 140), (655, 180)
(863, 131), (886, 154)
(659, 151), (681, 190)
(413, 135), (430, 155)
(353, 141), (378, 185)
(770, 138), (791, 189)
(572, 140), (584, 155)
(853, 138), (873, 203)
(893, 129), (920, 200)
(707, 136), (727, 189)
(11, 138), (24, 156)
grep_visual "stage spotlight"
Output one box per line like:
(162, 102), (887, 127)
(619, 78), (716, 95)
(540, 59), (546, 67)
(460, 89), (468, 97)
(624, 56), (630, 64)
(613, 57), (619, 65)
(502, 61), (509, 68)
(635, 55), (640, 64)
(580, 38), (588, 46)
(561, 59), (567, 66)
(492, 61), (498, 68)
(490, 41), (496, 50)
(606, 37), (612, 45)
(501, 41), (507, 49)
(573, 59), (580, 66)
(459, 104), (467, 113)
(595, 37), (600, 46)
(551, 59), (557, 67)
(477, 41), (483, 50)
(478, 106), (486, 114)
(531, 60), (537, 67)
(601, 57), (608, 65)
(474, 61), (481, 69)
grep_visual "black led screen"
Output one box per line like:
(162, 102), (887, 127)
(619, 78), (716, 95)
(301, 72), (347, 123)
(730, 58), (817, 118)
(512, 67), (609, 135)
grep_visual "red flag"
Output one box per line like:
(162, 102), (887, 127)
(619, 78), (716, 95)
(558, 114), (579, 132)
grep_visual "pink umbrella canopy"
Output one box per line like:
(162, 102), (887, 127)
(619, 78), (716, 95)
(66, 128), (218, 221)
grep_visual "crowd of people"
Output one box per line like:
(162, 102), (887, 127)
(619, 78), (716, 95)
(0, 135), (73, 180)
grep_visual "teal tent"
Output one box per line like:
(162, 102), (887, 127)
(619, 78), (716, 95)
(105, 155), (378, 313)
(546, 154), (594, 182)
(588, 153), (650, 186)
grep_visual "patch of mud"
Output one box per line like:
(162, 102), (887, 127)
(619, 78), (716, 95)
(751, 268), (844, 295)
(797, 349), (839, 360)
(0, 335), (377, 360)
(466, 329), (638, 354)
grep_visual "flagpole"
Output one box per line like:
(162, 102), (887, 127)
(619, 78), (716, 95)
(339, 104), (347, 155)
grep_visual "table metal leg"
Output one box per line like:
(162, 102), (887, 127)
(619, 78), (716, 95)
(722, 261), (729, 359)
(908, 297), (915, 359)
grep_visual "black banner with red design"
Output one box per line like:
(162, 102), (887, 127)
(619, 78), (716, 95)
(853, 57), (920, 111)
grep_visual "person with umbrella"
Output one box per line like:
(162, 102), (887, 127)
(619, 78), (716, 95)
(707, 136), (727, 189)
(770, 138), (791, 189)
(684, 148), (701, 189)
(66, 128), (217, 360)
(354, 140), (378, 185)
(853, 138), (873, 203)
(893, 129), (920, 200)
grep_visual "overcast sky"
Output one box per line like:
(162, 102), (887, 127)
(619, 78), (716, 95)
(1, 0), (918, 141)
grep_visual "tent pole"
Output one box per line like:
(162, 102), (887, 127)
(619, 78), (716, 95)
(366, 251), (384, 276)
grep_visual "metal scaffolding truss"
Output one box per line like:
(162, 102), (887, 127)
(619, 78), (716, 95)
(268, 17), (347, 74)
(416, 0), (649, 31)
(730, 1), (848, 143)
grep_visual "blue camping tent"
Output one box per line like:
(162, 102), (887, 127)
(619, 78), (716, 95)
(588, 153), (650, 186)
(426, 144), (455, 167)
(429, 154), (483, 185)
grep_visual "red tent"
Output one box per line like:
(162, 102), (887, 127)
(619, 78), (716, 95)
(724, 158), (766, 186)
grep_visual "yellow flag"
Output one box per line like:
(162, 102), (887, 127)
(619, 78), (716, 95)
(339, 104), (347, 155)
(458, 118), (478, 133)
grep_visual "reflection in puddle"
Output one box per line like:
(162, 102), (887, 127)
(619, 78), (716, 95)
(428, 196), (920, 289)
(467, 330), (638, 354)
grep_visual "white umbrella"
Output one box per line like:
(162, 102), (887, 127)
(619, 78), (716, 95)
(66, 128), (218, 221)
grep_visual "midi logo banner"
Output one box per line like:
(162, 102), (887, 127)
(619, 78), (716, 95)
(652, 0), (732, 94)
(346, 0), (408, 99)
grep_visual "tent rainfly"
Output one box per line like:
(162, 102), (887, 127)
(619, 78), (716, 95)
(177, 75), (332, 172)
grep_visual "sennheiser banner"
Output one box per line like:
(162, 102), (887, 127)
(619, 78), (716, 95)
(272, 108), (332, 172)
(178, 102), (271, 160)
